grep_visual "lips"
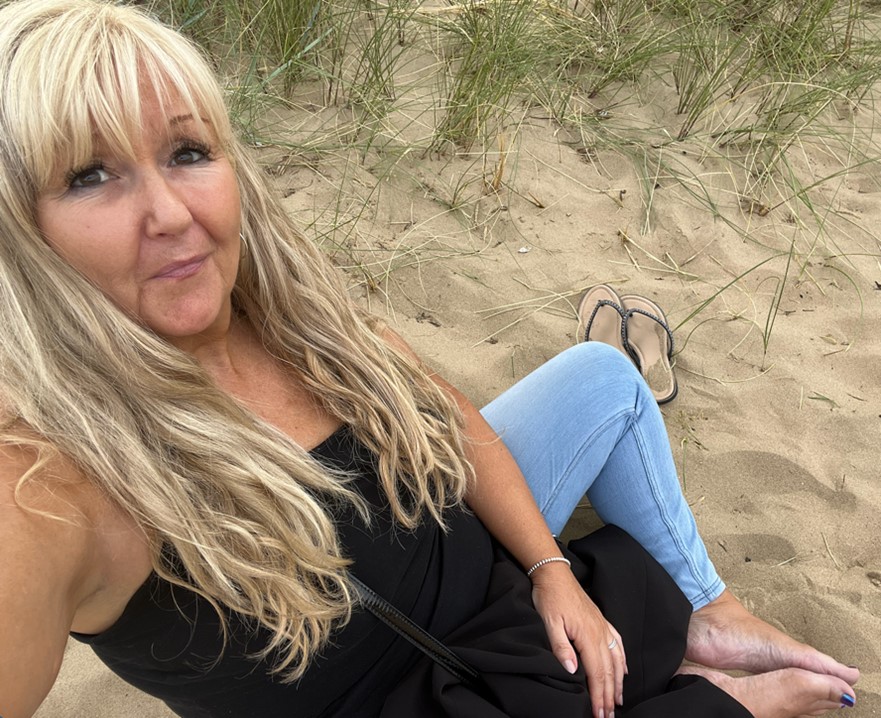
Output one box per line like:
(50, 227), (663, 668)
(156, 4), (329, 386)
(152, 255), (207, 280)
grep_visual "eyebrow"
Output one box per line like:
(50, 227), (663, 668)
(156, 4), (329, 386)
(168, 114), (212, 127)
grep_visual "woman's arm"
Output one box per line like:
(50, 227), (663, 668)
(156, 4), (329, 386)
(383, 330), (625, 718)
(0, 443), (101, 718)
(433, 371), (625, 718)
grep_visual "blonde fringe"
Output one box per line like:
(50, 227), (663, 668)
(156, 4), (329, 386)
(0, 0), (472, 680)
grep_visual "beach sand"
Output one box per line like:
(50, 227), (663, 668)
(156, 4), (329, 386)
(36, 62), (880, 718)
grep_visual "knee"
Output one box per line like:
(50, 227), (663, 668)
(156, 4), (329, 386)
(555, 341), (640, 381)
(550, 342), (648, 404)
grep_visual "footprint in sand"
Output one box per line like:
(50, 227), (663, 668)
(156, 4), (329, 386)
(713, 450), (857, 508)
(714, 532), (797, 565)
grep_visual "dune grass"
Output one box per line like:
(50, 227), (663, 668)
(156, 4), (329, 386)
(147, 0), (881, 358)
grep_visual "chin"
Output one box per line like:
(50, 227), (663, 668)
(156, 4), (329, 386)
(144, 305), (230, 341)
(138, 282), (234, 342)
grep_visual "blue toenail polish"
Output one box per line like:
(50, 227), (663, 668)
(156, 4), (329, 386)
(840, 693), (855, 708)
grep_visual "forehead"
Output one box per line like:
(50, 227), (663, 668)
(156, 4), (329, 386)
(43, 76), (220, 184)
(22, 38), (228, 186)
(81, 110), (215, 163)
(111, 88), (216, 143)
(0, 0), (234, 202)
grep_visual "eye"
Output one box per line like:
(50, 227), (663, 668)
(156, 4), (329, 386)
(67, 164), (111, 190)
(171, 142), (212, 166)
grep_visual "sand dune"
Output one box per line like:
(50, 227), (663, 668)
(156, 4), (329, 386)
(36, 55), (880, 718)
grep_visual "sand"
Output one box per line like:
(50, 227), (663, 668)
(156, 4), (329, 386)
(35, 55), (880, 718)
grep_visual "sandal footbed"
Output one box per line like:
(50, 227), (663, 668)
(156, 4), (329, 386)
(577, 285), (632, 363)
(619, 294), (677, 404)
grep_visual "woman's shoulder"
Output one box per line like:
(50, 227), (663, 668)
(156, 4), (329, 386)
(0, 430), (101, 580)
(1, 427), (154, 626)
(0, 425), (67, 502)
(1, 428), (148, 605)
(0, 424), (88, 507)
(0, 432), (115, 717)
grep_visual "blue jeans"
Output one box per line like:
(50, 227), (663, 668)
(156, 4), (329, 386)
(480, 342), (724, 610)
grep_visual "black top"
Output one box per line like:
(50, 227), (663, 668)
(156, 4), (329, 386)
(71, 427), (492, 718)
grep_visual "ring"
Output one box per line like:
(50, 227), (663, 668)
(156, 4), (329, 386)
(608, 638), (618, 651)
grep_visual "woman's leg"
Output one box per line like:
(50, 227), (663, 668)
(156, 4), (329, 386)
(479, 341), (723, 609)
(480, 341), (860, 689)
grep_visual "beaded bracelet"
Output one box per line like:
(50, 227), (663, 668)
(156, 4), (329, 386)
(526, 556), (571, 577)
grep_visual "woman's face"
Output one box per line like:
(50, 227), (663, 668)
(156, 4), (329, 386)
(35, 91), (242, 345)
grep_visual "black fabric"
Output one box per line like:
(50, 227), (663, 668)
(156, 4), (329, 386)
(72, 427), (492, 718)
(71, 427), (751, 718)
(380, 526), (751, 718)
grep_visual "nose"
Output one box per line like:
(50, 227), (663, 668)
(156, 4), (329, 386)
(140, 168), (193, 238)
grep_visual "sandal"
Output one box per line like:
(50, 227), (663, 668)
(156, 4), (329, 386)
(620, 294), (678, 404)
(576, 285), (678, 404)
(576, 285), (637, 367)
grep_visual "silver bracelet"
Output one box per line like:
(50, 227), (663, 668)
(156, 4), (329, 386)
(526, 556), (571, 577)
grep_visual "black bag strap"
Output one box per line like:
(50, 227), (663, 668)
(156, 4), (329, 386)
(348, 574), (482, 687)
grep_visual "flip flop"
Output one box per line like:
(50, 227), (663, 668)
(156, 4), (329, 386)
(619, 294), (678, 404)
(576, 284), (639, 368)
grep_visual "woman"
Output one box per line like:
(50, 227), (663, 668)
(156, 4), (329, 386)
(0, 2), (858, 717)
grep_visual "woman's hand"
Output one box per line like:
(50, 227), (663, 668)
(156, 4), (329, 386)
(400, 340), (628, 715)
(530, 563), (626, 718)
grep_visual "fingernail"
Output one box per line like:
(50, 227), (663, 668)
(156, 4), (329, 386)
(564, 659), (577, 674)
(847, 665), (859, 670)
(617, 692), (623, 706)
(598, 710), (605, 718)
(841, 693), (855, 708)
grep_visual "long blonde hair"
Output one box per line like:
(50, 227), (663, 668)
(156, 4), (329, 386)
(0, 0), (472, 679)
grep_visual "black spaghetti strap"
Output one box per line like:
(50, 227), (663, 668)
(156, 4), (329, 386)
(349, 574), (498, 704)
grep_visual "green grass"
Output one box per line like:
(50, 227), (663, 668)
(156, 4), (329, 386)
(146, 0), (881, 355)
(426, 0), (544, 150)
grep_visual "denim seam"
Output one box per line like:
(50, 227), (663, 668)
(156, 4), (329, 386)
(628, 409), (725, 610)
(548, 401), (724, 611)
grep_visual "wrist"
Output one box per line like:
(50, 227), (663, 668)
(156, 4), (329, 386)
(526, 555), (571, 578)
(529, 560), (579, 595)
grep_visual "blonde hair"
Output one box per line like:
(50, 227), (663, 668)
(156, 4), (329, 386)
(0, 0), (472, 679)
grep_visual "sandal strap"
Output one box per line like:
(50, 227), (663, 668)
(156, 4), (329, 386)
(622, 306), (675, 359)
(584, 299), (626, 344)
(584, 299), (641, 367)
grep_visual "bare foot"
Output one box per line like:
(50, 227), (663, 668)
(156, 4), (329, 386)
(678, 665), (855, 718)
(687, 590), (860, 686)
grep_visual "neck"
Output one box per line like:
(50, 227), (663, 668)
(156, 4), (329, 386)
(167, 310), (248, 382)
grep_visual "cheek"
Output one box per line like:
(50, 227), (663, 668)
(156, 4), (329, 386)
(35, 203), (75, 259)
(37, 203), (139, 302)
(219, 172), (242, 234)
(201, 173), (242, 246)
